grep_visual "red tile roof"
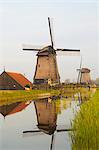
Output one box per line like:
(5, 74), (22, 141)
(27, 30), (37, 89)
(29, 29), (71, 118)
(6, 72), (32, 88)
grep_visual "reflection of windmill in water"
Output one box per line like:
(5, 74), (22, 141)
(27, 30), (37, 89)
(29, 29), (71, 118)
(23, 17), (80, 85)
(23, 98), (72, 150)
(34, 98), (57, 135)
(77, 57), (91, 84)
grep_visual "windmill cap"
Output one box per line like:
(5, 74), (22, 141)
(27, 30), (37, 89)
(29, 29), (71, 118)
(37, 45), (56, 56)
(81, 68), (90, 73)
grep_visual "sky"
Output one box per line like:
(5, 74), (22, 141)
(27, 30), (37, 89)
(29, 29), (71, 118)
(0, 0), (99, 82)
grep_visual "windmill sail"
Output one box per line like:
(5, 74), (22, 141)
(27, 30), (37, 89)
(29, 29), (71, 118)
(50, 133), (55, 150)
(56, 49), (80, 51)
(48, 17), (54, 48)
(22, 44), (40, 51)
(56, 49), (80, 56)
(77, 56), (82, 83)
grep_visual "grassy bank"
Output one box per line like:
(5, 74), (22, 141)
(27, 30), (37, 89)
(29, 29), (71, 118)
(71, 89), (99, 150)
(0, 87), (94, 106)
(0, 89), (61, 106)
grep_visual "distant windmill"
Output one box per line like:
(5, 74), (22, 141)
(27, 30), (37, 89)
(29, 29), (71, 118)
(77, 57), (91, 84)
(23, 17), (80, 85)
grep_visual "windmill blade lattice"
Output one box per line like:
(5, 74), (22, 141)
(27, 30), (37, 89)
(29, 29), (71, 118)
(77, 56), (82, 83)
(22, 44), (42, 51)
(23, 131), (44, 138)
(48, 17), (54, 49)
(56, 49), (80, 56)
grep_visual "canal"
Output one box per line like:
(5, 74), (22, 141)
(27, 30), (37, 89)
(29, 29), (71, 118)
(0, 97), (81, 150)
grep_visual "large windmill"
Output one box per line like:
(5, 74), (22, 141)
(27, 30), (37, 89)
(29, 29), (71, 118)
(23, 17), (80, 85)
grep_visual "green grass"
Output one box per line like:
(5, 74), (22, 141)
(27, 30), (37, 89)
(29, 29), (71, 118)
(71, 89), (99, 150)
(0, 87), (94, 106)
(0, 89), (60, 106)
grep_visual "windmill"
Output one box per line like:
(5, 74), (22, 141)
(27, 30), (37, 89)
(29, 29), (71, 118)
(23, 17), (80, 85)
(77, 57), (91, 84)
(23, 98), (73, 150)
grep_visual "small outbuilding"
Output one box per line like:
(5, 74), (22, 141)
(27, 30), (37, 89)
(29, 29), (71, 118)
(0, 71), (32, 90)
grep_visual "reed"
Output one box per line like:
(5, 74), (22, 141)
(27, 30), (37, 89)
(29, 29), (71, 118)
(71, 89), (99, 150)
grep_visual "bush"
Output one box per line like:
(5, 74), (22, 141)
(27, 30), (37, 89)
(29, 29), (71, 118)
(25, 84), (30, 88)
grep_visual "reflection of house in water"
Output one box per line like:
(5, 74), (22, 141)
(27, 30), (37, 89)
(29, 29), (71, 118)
(0, 101), (31, 117)
(34, 98), (57, 135)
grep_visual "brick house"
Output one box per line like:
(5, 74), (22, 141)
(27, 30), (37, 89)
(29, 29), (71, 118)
(0, 71), (32, 90)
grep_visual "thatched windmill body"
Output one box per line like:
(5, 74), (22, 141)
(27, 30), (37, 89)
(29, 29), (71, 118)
(23, 17), (80, 84)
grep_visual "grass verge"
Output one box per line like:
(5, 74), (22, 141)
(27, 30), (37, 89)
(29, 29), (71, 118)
(0, 87), (94, 106)
(71, 89), (99, 150)
(0, 89), (60, 106)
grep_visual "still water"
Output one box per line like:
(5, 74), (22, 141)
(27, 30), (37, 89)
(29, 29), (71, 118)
(0, 97), (80, 150)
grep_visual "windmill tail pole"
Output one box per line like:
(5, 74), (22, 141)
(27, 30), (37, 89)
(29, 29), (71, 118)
(48, 17), (54, 48)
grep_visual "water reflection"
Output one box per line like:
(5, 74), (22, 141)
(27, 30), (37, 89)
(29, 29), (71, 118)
(34, 98), (57, 135)
(0, 101), (31, 117)
(23, 98), (72, 132)
(0, 97), (80, 150)
(23, 98), (73, 150)
(34, 98), (57, 150)
(0, 89), (95, 150)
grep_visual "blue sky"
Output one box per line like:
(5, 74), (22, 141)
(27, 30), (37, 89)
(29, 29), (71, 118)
(0, 0), (99, 82)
